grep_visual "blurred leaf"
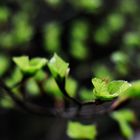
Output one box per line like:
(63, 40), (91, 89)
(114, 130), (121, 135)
(71, 21), (88, 40)
(71, 0), (102, 12)
(111, 51), (128, 64)
(121, 80), (140, 98)
(0, 7), (10, 22)
(80, 88), (95, 101)
(94, 27), (111, 45)
(111, 109), (135, 139)
(13, 56), (48, 76)
(111, 51), (129, 76)
(123, 32), (140, 47)
(0, 96), (14, 108)
(93, 65), (113, 80)
(5, 67), (23, 87)
(45, 0), (61, 7)
(67, 121), (97, 139)
(34, 70), (47, 81)
(44, 23), (61, 53)
(66, 77), (78, 97)
(0, 33), (14, 48)
(119, 0), (138, 14)
(70, 41), (88, 60)
(43, 77), (63, 98)
(107, 13), (125, 32)
(12, 13), (33, 44)
(0, 54), (10, 76)
(25, 78), (40, 96)
(48, 54), (69, 78)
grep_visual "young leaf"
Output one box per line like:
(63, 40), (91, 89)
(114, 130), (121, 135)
(111, 109), (135, 140)
(48, 54), (69, 79)
(13, 56), (48, 76)
(92, 78), (131, 101)
(92, 78), (109, 100)
(67, 121), (97, 140)
(108, 81), (131, 95)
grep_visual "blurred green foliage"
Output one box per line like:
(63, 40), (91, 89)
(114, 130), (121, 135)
(111, 109), (135, 139)
(0, 0), (140, 140)
(67, 121), (97, 139)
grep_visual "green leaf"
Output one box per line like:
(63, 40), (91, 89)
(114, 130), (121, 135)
(107, 14), (125, 32)
(43, 77), (63, 99)
(0, 54), (10, 76)
(93, 65), (113, 80)
(71, 0), (102, 12)
(67, 121), (97, 139)
(0, 7), (10, 22)
(48, 54), (69, 79)
(44, 23), (61, 53)
(122, 80), (140, 98)
(71, 21), (88, 40)
(94, 27), (111, 45)
(66, 77), (78, 97)
(92, 78), (109, 100)
(108, 81), (131, 95)
(12, 13), (33, 44)
(111, 109), (135, 139)
(46, 0), (62, 7)
(92, 78), (131, 100)
(70, 41), (88, 60)
(0, 96), (14, 108)
(25, 78), (40, 96)
(80, 88), (95, 101)
(5, 67), (23, 87)
(123, 32), (140, 47)
(13, 56), (48, 76)
(111, 51), (129, 76)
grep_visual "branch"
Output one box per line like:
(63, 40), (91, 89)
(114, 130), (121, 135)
(0, 77), (129, 119)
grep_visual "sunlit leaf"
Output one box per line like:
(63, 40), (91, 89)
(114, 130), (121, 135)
(48, 54), (69, 78)
(13, 56), (48, 76)
(92, 78), (131, 100)
(108, 81), (131, 95)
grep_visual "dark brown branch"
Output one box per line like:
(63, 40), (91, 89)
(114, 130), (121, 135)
(0, 77), (129, 119)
